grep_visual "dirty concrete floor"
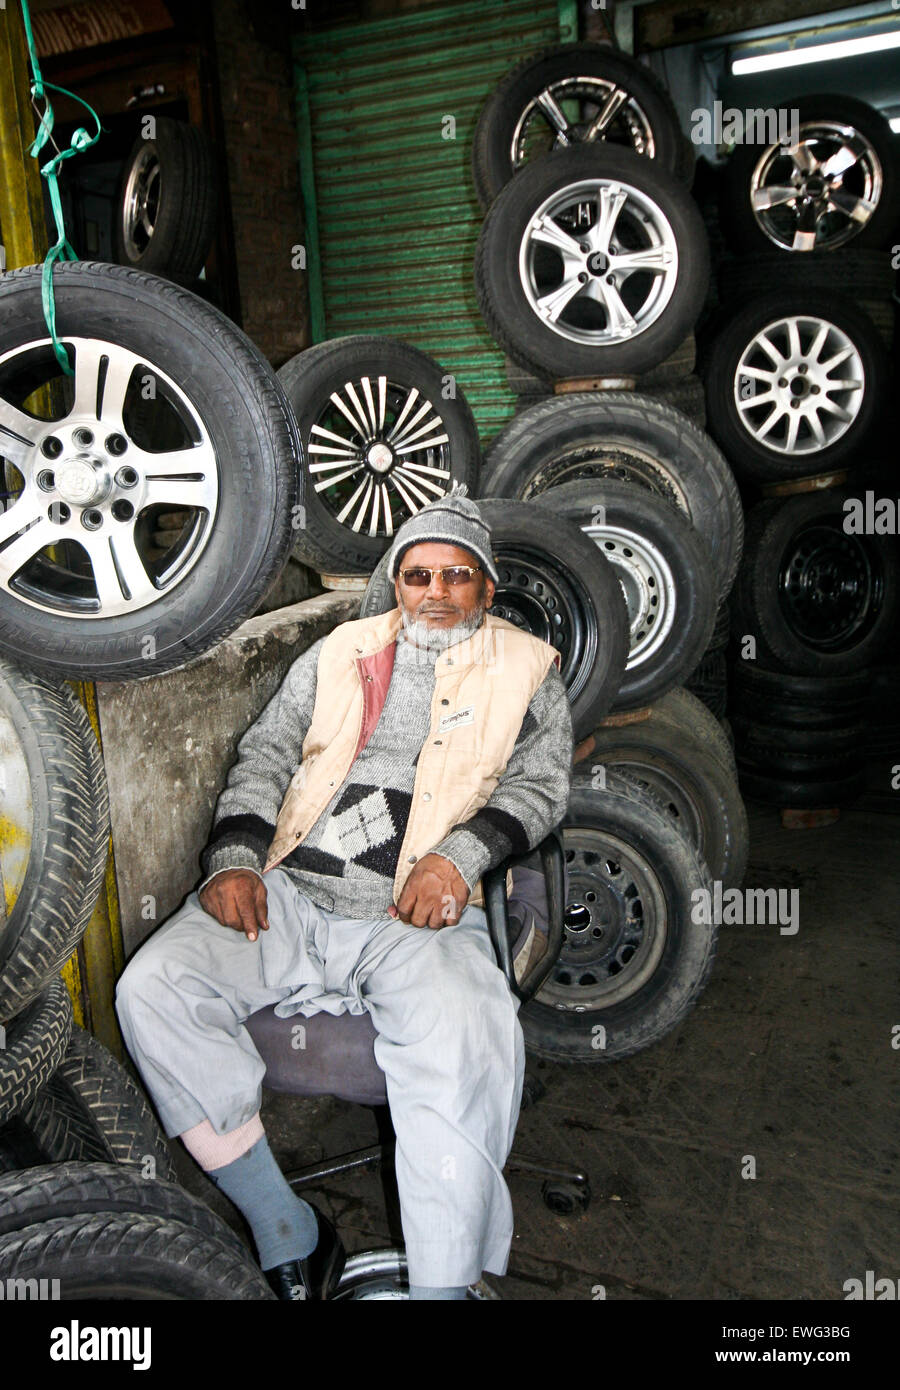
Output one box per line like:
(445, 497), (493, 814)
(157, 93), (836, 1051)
(170, 803), (900, 1300)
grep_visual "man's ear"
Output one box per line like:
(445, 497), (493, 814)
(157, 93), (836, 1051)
(483, 575), (495, 609)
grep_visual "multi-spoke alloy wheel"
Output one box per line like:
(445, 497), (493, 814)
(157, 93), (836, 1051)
(703, 290), (888, 483)
(278, 337), (481, 574)
(0, 263), (298, 680)
(476, 146), (708, 379)
(520, 772), (716, 1063)
(722, 95), (900, 255)
(1, 338), (219, 620)
(734, 315), (864, 456)
(472, 44), (691, 210)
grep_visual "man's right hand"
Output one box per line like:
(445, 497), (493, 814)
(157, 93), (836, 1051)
(198, 869), (270, 942)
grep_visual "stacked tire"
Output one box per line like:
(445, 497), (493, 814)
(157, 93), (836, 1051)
(406, 44), (754, 1060)
(0, 262), (307, 1299)
(703, 101), (900, 810)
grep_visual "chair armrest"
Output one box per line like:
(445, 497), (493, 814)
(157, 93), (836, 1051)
(483, 827), (565, 1004)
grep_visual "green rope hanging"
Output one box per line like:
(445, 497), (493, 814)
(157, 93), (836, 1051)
(19, 0), (102, 375)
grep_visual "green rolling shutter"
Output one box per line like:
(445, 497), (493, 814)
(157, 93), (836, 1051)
(293, 0), (577, 444)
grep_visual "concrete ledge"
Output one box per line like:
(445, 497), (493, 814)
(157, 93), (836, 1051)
(97, 592), (361, 957)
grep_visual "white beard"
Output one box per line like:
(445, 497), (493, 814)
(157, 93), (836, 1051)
(400, 603), (486, 653)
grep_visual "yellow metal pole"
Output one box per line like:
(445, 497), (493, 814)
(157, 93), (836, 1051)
(0, 4), (44, 269)
(0, 6), (124, 1055)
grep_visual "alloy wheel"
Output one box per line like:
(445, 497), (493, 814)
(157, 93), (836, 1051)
(517, 176), (678, 345)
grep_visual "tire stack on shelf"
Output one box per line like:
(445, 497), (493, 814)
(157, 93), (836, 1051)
(0, 262), (301, 1298)
(702, 94), (900, 813)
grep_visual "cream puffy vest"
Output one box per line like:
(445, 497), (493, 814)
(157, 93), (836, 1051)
(265, 608), (561, 908)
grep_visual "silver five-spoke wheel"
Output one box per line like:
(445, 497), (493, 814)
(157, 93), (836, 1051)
(750, 121), (883, 252)
(518, 177), (678, 345)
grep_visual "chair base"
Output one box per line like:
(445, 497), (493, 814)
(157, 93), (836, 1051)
(284, 1138), (590, 1212)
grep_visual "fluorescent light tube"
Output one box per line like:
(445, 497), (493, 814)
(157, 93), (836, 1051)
(733, 29), (900, 75)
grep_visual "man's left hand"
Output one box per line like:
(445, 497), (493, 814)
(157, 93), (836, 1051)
(391, 853), (470, 929)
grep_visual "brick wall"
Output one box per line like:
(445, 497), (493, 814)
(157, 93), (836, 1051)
(211, 0), (309, 366)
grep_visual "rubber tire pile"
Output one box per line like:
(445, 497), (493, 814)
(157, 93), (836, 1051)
(0, 262), (306, 1298)
(302, 44), (747, 1064)
(700, 93), (900, 809)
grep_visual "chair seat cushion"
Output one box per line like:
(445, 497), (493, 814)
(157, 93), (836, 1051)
(246, 873), (546, 1106)
(246, 1007), (388, 1106)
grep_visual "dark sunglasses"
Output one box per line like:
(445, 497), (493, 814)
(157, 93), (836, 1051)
(399, 565), (482, 587)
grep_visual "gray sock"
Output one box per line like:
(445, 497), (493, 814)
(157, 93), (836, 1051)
(408, 1284), (469, 1300)
(209, 1134), (319, 1270)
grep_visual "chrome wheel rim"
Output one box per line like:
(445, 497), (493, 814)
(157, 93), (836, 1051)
(330, 1249), (497, 1300)
(582, 520), (676, 669)
(0, 337), (219, 618)
(749, 120), (882, 252)
(121, 144), (161, 261)
(518, 177), (678, 345)
(308, 376), (454, 537)
(734, 315), (864, 455)
(536, 829), (667, 1011)
(511, 77), (656, 170)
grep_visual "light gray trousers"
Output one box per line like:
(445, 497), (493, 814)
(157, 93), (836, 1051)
(115, 868), (525, 1287)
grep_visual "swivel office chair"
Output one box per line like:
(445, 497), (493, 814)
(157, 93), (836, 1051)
(245, 829), (590, 1299)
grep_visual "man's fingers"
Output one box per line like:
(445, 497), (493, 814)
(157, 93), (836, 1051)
(253, 879), (270, 931)
(236, 898), (261, 942)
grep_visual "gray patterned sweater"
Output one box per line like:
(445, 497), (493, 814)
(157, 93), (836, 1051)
(200, 624), (573, 918)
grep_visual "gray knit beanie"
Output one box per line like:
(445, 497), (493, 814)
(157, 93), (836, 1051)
(386, 484), (499, 584)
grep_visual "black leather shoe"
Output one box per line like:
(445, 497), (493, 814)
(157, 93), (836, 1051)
(264, 1202), (346, 1301)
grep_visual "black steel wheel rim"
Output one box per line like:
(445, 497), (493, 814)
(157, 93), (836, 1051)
(489, 542), (596, 702)
(778, 519), (881, 651)
(307, 376), (454, 539)
(536, 828), (668, 1011)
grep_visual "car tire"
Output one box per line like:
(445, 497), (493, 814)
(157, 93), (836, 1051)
(18, 1026), (176, 1182)
(482, 392), (742, 597)
(536, 478), (717, 708)
(0, 1161), (244, 1252)
(731, 493), (899, 676)
(0, 659), (109, 1022)
(475, 146), (709, 380)
(574, 708), (748, 886)
(472, 43), (691, 212)
(0, 262), (300, 680)
(0, 981), (72, 1125)
(0, 1211), (275, 1300)
(278, 336), (481, 575)
(114, 117), (218, 279)
(520, 770), (716, 1062)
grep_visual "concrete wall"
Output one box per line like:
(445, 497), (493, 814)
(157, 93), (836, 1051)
(97, 593), (359, 959)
